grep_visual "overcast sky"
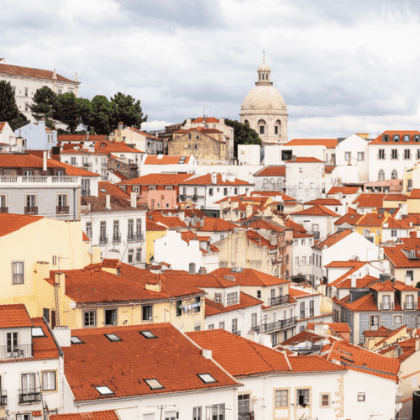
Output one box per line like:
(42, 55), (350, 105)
(2, 0), (420, 138)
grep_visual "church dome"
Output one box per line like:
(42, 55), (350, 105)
(241, 85), (287, 111)
(258, 62), (271, 72)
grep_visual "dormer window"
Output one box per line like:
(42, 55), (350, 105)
(101, 143), (106, 148)
(393, 134), (400, 142)
(409, 250), (418, 260)
(198, 373), (217, 383)
(145, 379), (164, 390)
(403, 134), (410, 142)
(406, 295), (415, 310)
(383, 135), (389, 142)
(227, 291), (238, 306)
(414, 135), (420, 143)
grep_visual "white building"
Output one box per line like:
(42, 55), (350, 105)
(60, 148), (108, 180)
(0, 304), (63, 419)
(238, 144), (261, 166)
(0, 122), (21, 152)
(81, 193), (147, 266)
(290, 230), (316, 280)
(253, 166), (285, 192)
(0, 59), (80, 122)
(368, 130), (420, 181)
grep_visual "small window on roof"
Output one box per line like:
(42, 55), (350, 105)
(145, 379), (164, 389)
(140, 330), (157, 339)
(393, 134), (400, 142)
(32, 327), (45, 337)
(198, 373), (217, 383)
(104, 333), (121, 342)
(99, 188), (107, 193)
(403, 134), (410, 142)
(383, 134), (389, 142)
(71, 336), (83, 344)
(95, 385), (114, 395)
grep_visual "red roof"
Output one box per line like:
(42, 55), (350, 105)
(174, 127), (223, 136)
(147, 211), (187, 228)
(98, 182), (130, 199)
(328, 186), (361, 195)
(50, 411), (119, 420)
(195, 217), (238, 232)
(211, 268), (288, 286)
(146, 220), (167, 231)
(364, 326), (391, 337)
(0, 122), (6, 132)
(285, 157), (324, 163)
(0, 304), (32, 328)
(369, 131), (420, 145)
(205, 292), (262, 316)
(291, 204), (340, 217)
(254, 166), (286, 177)
(384, 238), (420, 268)
(31, 317), (61, 360)
(305, 198), (343, 206)
(334, 212), (364, 226)
(95, 140), (143, 154)
(0, 63), (74, 82)
(181, 174), (251, 186)
(58, 135), (108, 142)
(312, 229), (353, 249)
(144, 155), (191, 165)
(289, 287), (320, 299)
(63, 323), (238, 402)
(118, 173), (192, 186)
(285, 139), (338, 148)
(353, 193), (386, 208)
(0, 213), (43, 238)
(356, 212), (391, 227)
(191, 117), (220, 123)
(284, 219), (307, 233)
(164, 271), (238, 289)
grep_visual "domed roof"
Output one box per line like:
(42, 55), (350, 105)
(241, 85), (287, 111)
(258, 62), (271, 72)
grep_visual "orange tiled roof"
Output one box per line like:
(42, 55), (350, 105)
(289, 287), (320, 299)
(181, 174), (251, 186)
(144, 155), (191, 165)
(147, 211), (187, 228)
(305, 198), (343, 206)
(0, 122), (6, 132)
(63, 324), (239, 402)
(47, 159), (99, 177)
(58, 134), (108, 142)
(254, 166), (286, 177)
(195, 217), (238, 232)
(312, 229), (353, 249)
(284, 219), (307, 233)
(285, 157), (324, 163)
(205, 292), (263, 316)
(356, 212), (392, 227)
(245, 219), (285, 233)
(50, 411), (119, 420)
(369, 131), (420, 145)
(98, 182), (130, 199)
(364, 326), (391, 337)
(324, 166), (335, 174)
(353, 193), (386, 208)
(334, 212), (364, 226)
(211, 268), (288, 286)
(328, 186), (360, 195)
(118, 173), (192, 186)
(95, 140), (143, 154)
(0, 304), (32, 328)
(191, 117), (220, 123)
(0, 213), (43, 238)
(284, 139), (338, 148)
(0, 63), (74, 82)
(174, 127), (223, 135)
(164, 270), (238, 289)
(281, 329), (324, 346)
(330, 274), (378, 289)
(31, 317), (60, 360)
(291, 204), (339, 217)
(384, 237), (420, 268)
(146, 220), (167, 231)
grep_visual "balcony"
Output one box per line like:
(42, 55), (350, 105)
(0, 176), (77, 185)
(0, 207), (8, 213)
(251, 316), (297, 333)
(127, 232), (144, 242)
(269, 294), (290, 307)
(309, 309), (314, 317)
(24, 206), (38, 215)
(19, 387), (41, 404)
(238, 412), (254, 420)
(300, 310), (306, 319)
(0, 344), (32, 361)
(56, 205), (69, 215)
(83, 163), (92, 168)
(192, 194), (198, 201)
(0, 390), (6, 405)
(380, 302), (394, 311)
(233, 330), (241, 336)
(113, 234), (122, 244)
(179, 194), (186, 201)
(404, 302), (418, 311)
(99, 235), (108, 245)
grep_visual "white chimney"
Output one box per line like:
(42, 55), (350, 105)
(221, 173), (226, 182)
(105, 194), (111, 210)
(131, 191), (137, 208)
(202, 349), (212, 359)
(416, 338), (420, 352)
(43, 151), (47, 172)
(351, 273), (356, 288)
(211, 173), (217, 184)
(53, 326), (71, 348)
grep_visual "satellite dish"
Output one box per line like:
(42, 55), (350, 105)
(70, 301), (76, 310)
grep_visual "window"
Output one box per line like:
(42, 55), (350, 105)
(219, 321), (225, 329)
(404, 134), (410, 142)
(227, 292), (238, 306)
(84, 310), (96, 327)
(7, 332), (18, 352)
(95, 385), (114, 395)
(299, 167), (303, 173)
(406, 294), (414, 310)
(140, 330), (156, 339)
(404, 149), (411, 159)
(0, 194), (6, 210)
(382, 295), (390, 310)
(21, 373), (35, 394)
(58, 194), (67, 207)
(274, 125), (279, 135)
(209, 188), (213, 196)
(358, 152), (364, 161)
(82, 178), (91, 196)
(211, 403), (225, 420)
(251, 313), (257, 327)
(208, 324), (214, 330)
(310, 182), (314, 189)
(86, 222), (92, 238)
(12, 261), (24, 284)
(391, 229), (397, 237)
(370, 315), (379, 330)
(143, 305), (153, 321)
(32, 327), (45, 337)
(232, 318), (238, 334)
(302, 256), (306, 265)
(42, 371), (56, 391)
(394, 315), (402, 325)
(194, 324), (201, 331)
(363, 228), (371, 237)
(358, 392), (366, 402)
(43, 308), (50, 322)
(176, 300), (182, 317)
(297, 389), (309, 406)
(238, 394), (250, 415)
(105, 309), (117, 326)
(198, 373), (217, 383)
(70, 157), (76, 165)
(26, 194), (36, 207)
(25, 102), (30, 111)
(193, 407), (202, 420)
(223, 188), (228, 196)
(345, 152), (351, 162)
(100, 221), (107, 242)
(215, 293), (222, 303)
(378, 169), (385, 181)
(378, 149), (385, 159)
(409, 179), (413, 191)
(299, 182), (303, 189)
(391, 149), (398, 160)
(321, 394), (329, 407)
(25, 87), (29, 97)
(195, 296), (201, 312)
(71, 336), (83, 344)
(259, 126), (265, 135)
(128, 249), (134, 263)
(406, 270), (414, 281)
(393, 134), (400, 142)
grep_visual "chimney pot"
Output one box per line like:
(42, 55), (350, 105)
(43, 151), (47, 172)
(131, 191), (137, 208)
(105, 194), (111, 210)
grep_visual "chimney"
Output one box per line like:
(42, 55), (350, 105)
(53, 326), (71, 348)
(200, 219), (204, 227)
(246, 204), (253, 219)
(211, 173), (217, 184)
(131, 191), (137, 208)
(189, 263), (196, 274)
(118, 122), (124, 131)
(202, 349), (212, 359)
(178, 210), (185, 221)
(221, 173), (226, 182)
(198, 266), (207, 275)
(43, 151), (47, 172)
(47, 149), (51, 159)
(105, 194), (111, 210)
(351, 273), (356, 288)
(416, 338), (420, 352)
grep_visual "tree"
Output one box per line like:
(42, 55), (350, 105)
(76, 97), (94, 133)
(30, 86), (57, 122)
(110, 92), (147, 130)
(55, 93), (80, 133)
(224, 118), (262, 158)
(0, 81), (29, 131)
(91, 95), (113, 135)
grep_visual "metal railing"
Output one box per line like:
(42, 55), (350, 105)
(308, 231), (320, 239)
(300, 310), (306, 319)
(56, 206), (69, 215)
(251, 316), (297, 333)
(233, 330), (241, 336)
(269, 294), (290, 307)
(81, 189), (91, 197)
(0, 390), (7, 405)
(99, 235), (108, 245)
(113, 234), (122, 244)
(127, 232), (144, 242)
(24, 206), (38, 215)
(83, 163), (92, 168)
(380, 302), (394, 311)
(309, 309), (314, 317)
(238, 412), (254, 420)
(377, 154), (386, 160)
(404, 302), (418, 310)
(0, 344), (32, 361)
(192, 195), (198, 201)
(0, 207), (8, 213)
(19, 387), (41, 404)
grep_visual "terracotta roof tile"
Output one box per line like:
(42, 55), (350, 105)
(353, 193), (386, 208)
(0, 213), (43, 238)
(98, 182), (130, 199)
(327, 187), (361, 195)
(384, 237), (420, 268)
(50, 410), (119, 420)
(284, 139), (338, 148)
(369, 131), (420, 145)
(94, 140), (143, 154)
(0, 63), (74, 82)
(147, 211), (187, 228)
(254, 166), (286, 177)
(211, 268), (288, 286)
(164, 271), (238, 289)
(191, 117), (220, 123)
(364, 326), (391, 337)
(146, 220), (167, 231)
(312, 229), (353, 249)
(58, 134), (108, 142)
(195, 217), (238, 232)
(305, 198), (343, 206)
(334, 212), (364, 226)
(31, 317), (60, 360)
(291, 204), (339, 217)
(205, 292), (262, 316)
(0, 304), (32, 328)
(118, 173), (192, 186)
(285, 157), (324, 163)
(181, 174), (251, 186)
(144, 155), (191, 165)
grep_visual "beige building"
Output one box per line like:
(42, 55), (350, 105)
(240, 58), (288, 145)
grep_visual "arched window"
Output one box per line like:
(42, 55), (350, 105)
(259, 74), (261, 80)
(391, 170), (398, 179)
(274, 119), (281, 136)
(258, 119), (266, 135)
(378, 170), (385, 181)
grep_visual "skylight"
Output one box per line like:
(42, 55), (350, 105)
(197, 373), (217, 383)
(71, 336), (83, 344)
(95, 385), (114, 395)
(144, 379), (164, 389)
(32, 327), (46, 337)
(104, 333), (121, 342)
(99, 188), (107, 193)
(231, 267), (243, 273)
(140, 330), (157, 339)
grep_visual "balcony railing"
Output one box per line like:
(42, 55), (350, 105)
(127, 232), (144, 242)
(238, 412), (254, 420)
(0, 390), (7, 405)
(300, 310), (306, 319)
(24, 206), (38, 215)
(269, 294), (290, 307)
(192, 195), (198, 201)
(233, 330), (241, 336)
(404, 302), (418, 310)
(251, 316), (297, 333)
(380, 302), (394, 311)
(56, 206), (69, 215)
(83, 163), (92, 168)
(0, 176), (77, 184)
(19, 387), (41, 404)
(0, 344), (32, 361)
(179, 195), (186, 201)
(99, 235), (108, 245)
(309, 309), (314, 317)
(113, 234), (122, 244)
(0, 207), (8, 213)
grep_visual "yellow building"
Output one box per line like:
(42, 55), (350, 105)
(34, 260), (205, 332)
(169, 127), (227, 162)
(0, 213), (101, 316)
(355, 210), (393, 245)
(146, 220), (167, 263)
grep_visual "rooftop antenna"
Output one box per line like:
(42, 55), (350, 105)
(263, 50), (265, 63)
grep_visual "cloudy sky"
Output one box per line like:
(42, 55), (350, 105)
(2, 0), (420, 138)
